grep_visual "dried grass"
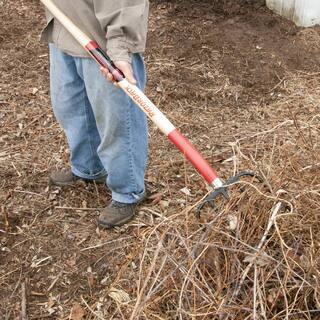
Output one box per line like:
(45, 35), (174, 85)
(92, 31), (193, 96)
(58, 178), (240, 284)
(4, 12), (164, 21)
(97, 71), (320, 319)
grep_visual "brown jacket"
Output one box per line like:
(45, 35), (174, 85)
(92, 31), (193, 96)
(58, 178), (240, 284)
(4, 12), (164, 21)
(41, 0), (149, 62)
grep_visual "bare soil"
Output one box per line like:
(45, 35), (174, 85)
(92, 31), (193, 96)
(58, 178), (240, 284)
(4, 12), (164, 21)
(1, 0), (320, 319)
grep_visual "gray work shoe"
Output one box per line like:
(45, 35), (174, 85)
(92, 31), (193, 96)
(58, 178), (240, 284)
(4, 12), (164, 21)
(50, 168), (106, 187)
(98, 200), (137, 228)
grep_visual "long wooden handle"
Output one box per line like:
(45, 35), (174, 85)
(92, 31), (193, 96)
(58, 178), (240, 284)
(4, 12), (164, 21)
(40, 0), (223, 188)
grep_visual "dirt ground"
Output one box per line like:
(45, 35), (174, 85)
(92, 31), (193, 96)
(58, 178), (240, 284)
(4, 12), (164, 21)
(1, 0), (320, 319)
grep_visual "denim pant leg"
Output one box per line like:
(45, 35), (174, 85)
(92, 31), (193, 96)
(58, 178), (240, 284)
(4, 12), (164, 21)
(81, 54), (148, 204)
(49, 44), (106, 179)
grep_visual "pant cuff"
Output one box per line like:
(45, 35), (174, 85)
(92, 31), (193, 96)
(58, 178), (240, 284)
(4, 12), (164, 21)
(112, 189), (145, 204)
(71, 166), (107, 180)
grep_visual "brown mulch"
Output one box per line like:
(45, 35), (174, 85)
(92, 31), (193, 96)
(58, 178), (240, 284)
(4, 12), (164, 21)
(1, 0), (320, 319)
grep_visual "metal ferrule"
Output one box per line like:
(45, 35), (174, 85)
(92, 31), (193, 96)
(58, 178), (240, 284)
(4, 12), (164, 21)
(211, 178), (224, 189)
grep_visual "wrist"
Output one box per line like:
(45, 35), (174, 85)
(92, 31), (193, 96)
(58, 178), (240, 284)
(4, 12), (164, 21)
(106, 38), (133, 63)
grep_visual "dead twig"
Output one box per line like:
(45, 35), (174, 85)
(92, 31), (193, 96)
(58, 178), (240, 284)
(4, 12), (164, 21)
(232, 201), (282, 300)
(21, 282), (27, 320)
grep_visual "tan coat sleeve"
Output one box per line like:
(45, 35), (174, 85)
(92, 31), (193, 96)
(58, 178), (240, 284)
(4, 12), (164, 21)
(93, 0), (149, 63)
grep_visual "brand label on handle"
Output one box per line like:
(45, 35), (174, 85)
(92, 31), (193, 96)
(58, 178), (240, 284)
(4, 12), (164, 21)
(125, 86), (156, 118)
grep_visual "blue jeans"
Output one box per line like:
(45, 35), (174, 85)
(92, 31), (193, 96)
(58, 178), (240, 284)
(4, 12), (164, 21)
(49, 44), (148, 204)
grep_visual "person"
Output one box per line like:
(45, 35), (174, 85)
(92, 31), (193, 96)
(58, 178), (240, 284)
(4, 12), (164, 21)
(41, 0), (149, 228)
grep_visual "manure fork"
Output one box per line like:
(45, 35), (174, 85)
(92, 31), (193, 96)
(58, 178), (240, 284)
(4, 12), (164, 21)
(40, 0), (260, 213)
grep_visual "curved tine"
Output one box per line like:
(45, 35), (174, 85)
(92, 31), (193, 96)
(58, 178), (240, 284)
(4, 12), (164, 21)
(224, 171), (262, 185)
(196, 172), (262, 217)
(196, 196), (216, 218)
(206, 187), (229, 203)
(196, 199), (210, 217)
(196, 187), (229, 217)
(236, 171), (263, 181)
(196, 190), (219, 216)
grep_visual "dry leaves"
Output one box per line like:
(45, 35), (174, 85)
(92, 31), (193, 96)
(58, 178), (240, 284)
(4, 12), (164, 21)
(70, 302), (85, 320)
(108, 287), (131, 304)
